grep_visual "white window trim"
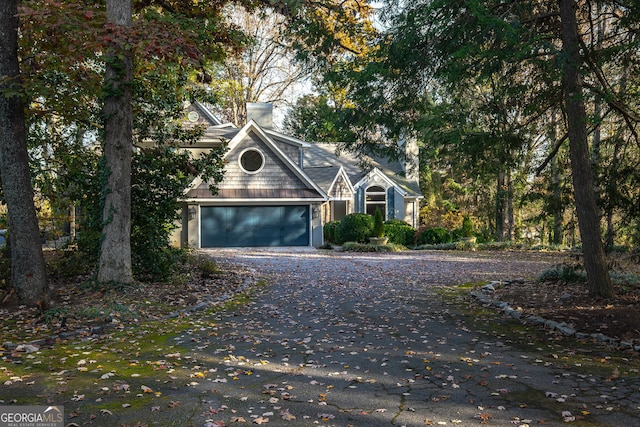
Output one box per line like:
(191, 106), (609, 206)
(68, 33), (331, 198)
(238, 148), (265, 174)
(365, 185), (387, 218)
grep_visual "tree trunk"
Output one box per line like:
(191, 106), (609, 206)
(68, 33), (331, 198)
(97, 0), (134, 284)
(506, 169), (514, 241)
(559, 0), (613, 298)
(0, 0), (48, 306)
(495, 170), (506, 241)
(551, 155), (564, 245)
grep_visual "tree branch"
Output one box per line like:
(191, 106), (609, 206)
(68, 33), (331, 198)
(535, 107), (612, 176)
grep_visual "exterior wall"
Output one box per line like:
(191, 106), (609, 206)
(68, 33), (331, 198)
(186, 148), (212, 158)
(169, 207), (184, 247)
(220, 133), (305, 191)
(277, 143), (302, 167)
(187, 205), (200, 247)
(329, 175), (351, 199)
(311, 202), (324, 247)
(404, 200), (418, 228)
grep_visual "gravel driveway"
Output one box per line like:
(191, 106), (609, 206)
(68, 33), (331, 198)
(165, 248), (640, 427)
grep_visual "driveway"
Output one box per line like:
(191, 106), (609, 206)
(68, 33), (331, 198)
(163, 248), (640, 427)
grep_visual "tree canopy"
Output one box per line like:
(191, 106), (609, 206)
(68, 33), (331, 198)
(285, 0), (640, 297)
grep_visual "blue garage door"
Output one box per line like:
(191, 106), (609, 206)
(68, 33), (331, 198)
(201, 206), (310, 247)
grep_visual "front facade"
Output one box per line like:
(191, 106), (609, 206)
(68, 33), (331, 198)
(173, 102), (422, 248)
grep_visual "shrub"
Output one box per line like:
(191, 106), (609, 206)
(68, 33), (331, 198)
(323, 221), (341, 243)
(415, 242), (459, 251)
(342, 241), (403, 252)
(335, 213), (373, 244)
(372, 209), (385, 238)
(342, 241), (378, 252)
(416, 226), (452, 245)
(451, 227), (465, 241)
(384, 220), (416, 246)
(197, 257), (220, 278)
(462, 215), (474, 237)
(538, 263), (586, 283)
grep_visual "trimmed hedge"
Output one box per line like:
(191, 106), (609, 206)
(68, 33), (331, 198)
(383, 220), (416, 246)
(335, 213), (373, 244)
(416, 226), (452, 245)
(373, 208), (385, 238)
(323, 220), (341, 243)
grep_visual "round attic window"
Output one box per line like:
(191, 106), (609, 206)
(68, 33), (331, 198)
(239, 148), (265, 174)
(187, 111), (199, 122)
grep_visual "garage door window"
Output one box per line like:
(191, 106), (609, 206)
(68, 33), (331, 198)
(239, 148), (265, 174)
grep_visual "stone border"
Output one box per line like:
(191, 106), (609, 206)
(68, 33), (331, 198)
(470, 280), (640, 352)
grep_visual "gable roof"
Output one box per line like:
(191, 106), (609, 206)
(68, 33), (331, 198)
(185, 120), (327, 202)
(182, 103), (421, 202)
(193, 101), (223, 126)
(228, 120), (326, 197)
(303, 143), (422, 198)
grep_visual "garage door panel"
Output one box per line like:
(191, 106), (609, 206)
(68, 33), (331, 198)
(200, 207), (226, 247)
(228, 207), (256, 247)
(281, 206), (309, 245)
(201, 206), (309, 247)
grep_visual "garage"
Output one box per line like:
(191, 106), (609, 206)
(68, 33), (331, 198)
(200, 206), (310, 247)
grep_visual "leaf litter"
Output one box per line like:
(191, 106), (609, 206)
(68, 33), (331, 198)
(2, 249), (640, 426)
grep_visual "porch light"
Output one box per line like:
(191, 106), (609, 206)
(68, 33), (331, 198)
(188, 206), (197, 221)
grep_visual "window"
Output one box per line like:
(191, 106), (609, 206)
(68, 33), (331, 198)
(239, 148), (265, 174)
(365, 185), (386, 219)
(332, 200), (348, 221)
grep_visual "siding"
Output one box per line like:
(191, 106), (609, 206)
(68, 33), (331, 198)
(219, 132), (308, 191)
(329, 174), (352, 199)
(277, 143), (301, 167)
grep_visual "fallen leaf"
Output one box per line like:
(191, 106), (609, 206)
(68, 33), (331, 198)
(280, 409), (296, 421)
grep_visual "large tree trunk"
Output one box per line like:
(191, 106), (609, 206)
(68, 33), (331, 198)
(97, 0), (134, 284)
(0, 0), (48, 306)
(506, 169), (514, 241)
(559, 0), (613, 298)
(495, 170), (507, 241)
(495, 168), (513, 242)
(551, 156), (564, 245)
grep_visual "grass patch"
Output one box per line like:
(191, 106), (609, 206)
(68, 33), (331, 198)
(0, 282), (260, 409)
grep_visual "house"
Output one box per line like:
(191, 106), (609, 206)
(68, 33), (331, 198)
(172, 102), (422, 248)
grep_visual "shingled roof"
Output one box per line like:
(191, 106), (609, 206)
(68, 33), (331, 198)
(302, 143), (421, 197)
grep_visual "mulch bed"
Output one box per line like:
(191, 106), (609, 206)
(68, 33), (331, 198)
(491, 279), (640, 344)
